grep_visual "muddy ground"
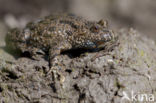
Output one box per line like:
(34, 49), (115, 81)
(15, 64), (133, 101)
(0, 28), (156, 103)
(0, 0), (156, 103)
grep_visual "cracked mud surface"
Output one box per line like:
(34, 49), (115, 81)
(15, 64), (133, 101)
(0, 28), (156, 103)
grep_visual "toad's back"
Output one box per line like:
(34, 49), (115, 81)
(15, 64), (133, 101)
(24, 14), (93, 50)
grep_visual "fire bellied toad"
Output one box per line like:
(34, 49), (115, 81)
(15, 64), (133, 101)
(5, 14), (117, 68)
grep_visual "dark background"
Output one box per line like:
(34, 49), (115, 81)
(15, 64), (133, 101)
(0, 0), (156, 41)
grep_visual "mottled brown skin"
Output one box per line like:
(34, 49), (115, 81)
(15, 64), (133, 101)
(5, 14), (116, 67)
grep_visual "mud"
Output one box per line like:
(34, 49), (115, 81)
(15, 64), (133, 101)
(0, 28), (156, 103)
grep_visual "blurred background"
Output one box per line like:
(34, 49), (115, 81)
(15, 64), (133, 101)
(0, 0), (156, 47)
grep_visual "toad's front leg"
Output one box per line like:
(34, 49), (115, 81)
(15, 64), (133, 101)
(47, 42), (72, 73)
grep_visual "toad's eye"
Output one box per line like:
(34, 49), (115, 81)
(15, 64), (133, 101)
(90, 25), (99, 33)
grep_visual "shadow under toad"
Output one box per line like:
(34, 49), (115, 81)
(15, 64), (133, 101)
(2, 44), (103, 61)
